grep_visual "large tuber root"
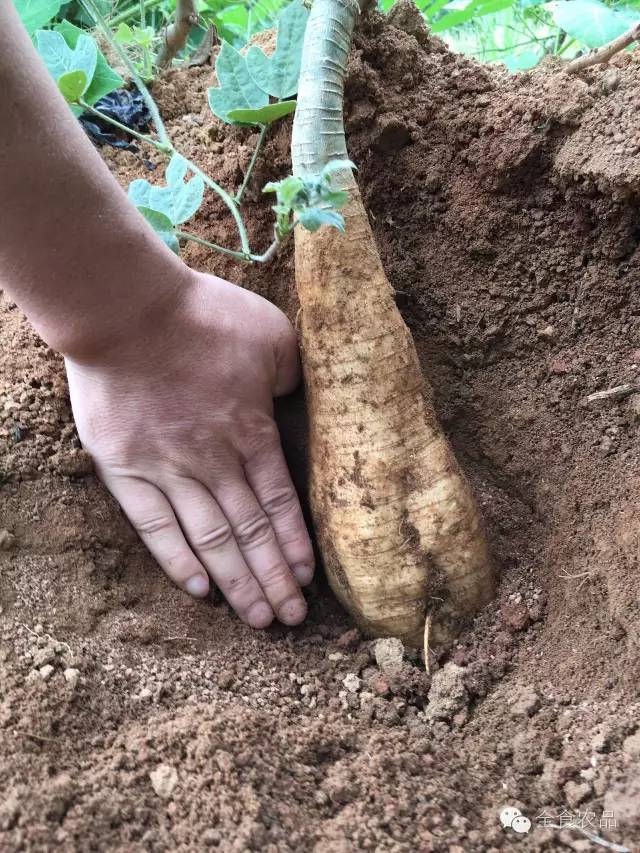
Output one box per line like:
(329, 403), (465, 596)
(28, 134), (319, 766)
(292, 0), (495, 651)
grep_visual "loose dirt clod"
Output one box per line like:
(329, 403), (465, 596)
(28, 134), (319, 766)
(149, 764), (178, 800)
(0, 529), (16, 550)
(373, 637), (405, 672)
(424, 663), (468, 722)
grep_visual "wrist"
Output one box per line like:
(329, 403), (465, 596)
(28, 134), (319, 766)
(34, 233), (193, 366)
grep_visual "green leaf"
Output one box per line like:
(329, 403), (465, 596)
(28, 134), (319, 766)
(320, 159), (356, 179)
(128, 163), (205, 226)
(115, 22), (154, 48)
(297, 208), (345, 232)
(227, 99), (297, 125)
(54, 21), (124, 106)
(208, 40), (268, 123)
(68, 0), (110, 27)
(503, 49), (543, 71)
(263, 174), (306, 206)
(114, 22), (135, 44)
(246, 0), (309, 99)
(431, 0), (516, 32)
(546, 0), (636, 48)
(127, 179), (154, 209)
(57, 69), (88, 102)
(14, 0), (61, 35)
(35, 30), (97, 93)
(137, 207), (180, 255)
(166, 153), (189, 186)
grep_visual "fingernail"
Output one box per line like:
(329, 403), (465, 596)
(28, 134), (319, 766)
(247, 601), (274, 629)
(292, 564), (314, 586)
(185, 574), (209, 597)
(278, 596), (307, 626)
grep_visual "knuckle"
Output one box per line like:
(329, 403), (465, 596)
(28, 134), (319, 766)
(191, 522), (233, 552)
(165, 552), (199, 582)
(234, 513), (273, 549)
(257, 561), (292, 591)
(260, 487), (299, 519)
(221, 571), (256, 598)
(135, 514), (175, 537)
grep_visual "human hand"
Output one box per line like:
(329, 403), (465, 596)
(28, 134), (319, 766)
(65, 270), (314, 629)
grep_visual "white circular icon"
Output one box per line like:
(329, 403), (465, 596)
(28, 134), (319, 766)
(499, 806), (532, 834)
(511, 815), (532, 834)
(500, 806), (522, 828)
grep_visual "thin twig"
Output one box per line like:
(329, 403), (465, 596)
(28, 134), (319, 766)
(566, 22), (640, 73)
(161, 636), (198, 642)
(15, 730), (59, 743)
(582, 384), (639, 405)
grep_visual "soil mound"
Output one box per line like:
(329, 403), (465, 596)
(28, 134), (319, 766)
(2, 8), (639, 850)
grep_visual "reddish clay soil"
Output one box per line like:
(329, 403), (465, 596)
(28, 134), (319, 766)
(2, 5), (640, 851)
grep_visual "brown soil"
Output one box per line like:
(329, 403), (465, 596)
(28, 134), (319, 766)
(2, 6), (640, 851)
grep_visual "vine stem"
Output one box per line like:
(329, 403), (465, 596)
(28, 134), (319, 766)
(110, 0), (164, 27)
(181, 160), (251, 255)
(80, 0), (169, 144)
(176, 231), (280, 264)
(78, 0), (250, 255)
(175, 231), (251, 261)
(235, 124), (268, 204)
(78, 99), (169, 150)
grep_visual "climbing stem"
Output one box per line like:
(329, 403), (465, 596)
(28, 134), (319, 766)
(175, 231), (251, 261)
(179, 160), (251, 256)
(80, 0), (169, 145)
(109, 0), (164, 27)
(79, 0), (250, 255)
(77, 99), (170, 151)
(235, 124), (268, 204)
(176, 231), (280, 264)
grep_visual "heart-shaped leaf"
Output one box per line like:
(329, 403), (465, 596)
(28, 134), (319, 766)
(54, 21), (123, 105)
(35, 30), (98, 94)
(57, 69), (88, 102)
(227, 99), (296, 126)
(128, 155), (205, 226)
(246, 0), (309, 99)
(208, 40), (268, 124)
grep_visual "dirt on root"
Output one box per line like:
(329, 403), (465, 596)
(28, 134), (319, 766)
(2, 5), (640, 851)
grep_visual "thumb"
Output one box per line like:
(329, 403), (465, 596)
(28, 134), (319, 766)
(271, 313), (301, 397)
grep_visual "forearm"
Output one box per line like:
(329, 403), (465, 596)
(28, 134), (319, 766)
(0, 1), (188, 362)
